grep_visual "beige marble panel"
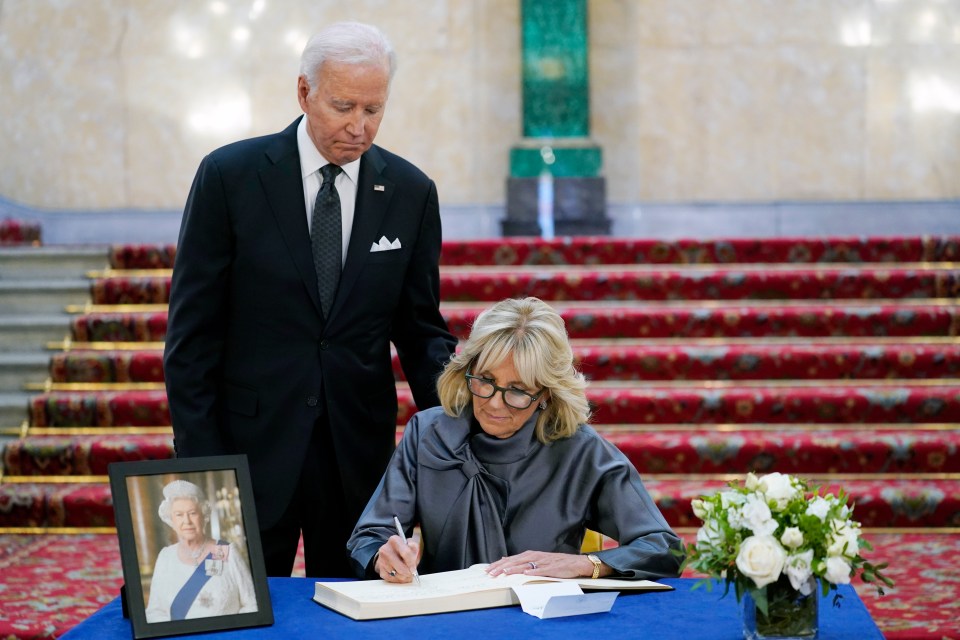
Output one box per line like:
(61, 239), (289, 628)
(871, 0), (960, 46)
(634, 0), (707, 47)
(632, 50), (707, 201)
(773, 45), (868, 199)
(775, 0), (872, 46)
(379, 0), (521, 207)
(697, 47), (780, 200)
(469, 0), (523, 207)
(634, 0), (872, 47)
(373, 2), (476, 203)
(865, 45), (960, 198)
(0, 0), (128, 208)
(589, 0), (643, 203)
(0, 0), (127, 57)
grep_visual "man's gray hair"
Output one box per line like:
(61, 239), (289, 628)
(157, 479), (211, 528)
(300, 21), (397, 93)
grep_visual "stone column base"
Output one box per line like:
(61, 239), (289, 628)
(502, 176), (611, 236)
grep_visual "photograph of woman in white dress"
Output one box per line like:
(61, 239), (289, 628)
(144, 479), (258, 622)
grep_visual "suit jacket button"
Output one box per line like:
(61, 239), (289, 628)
(306, 396), (318, 407)
(319, 340), (329, 350)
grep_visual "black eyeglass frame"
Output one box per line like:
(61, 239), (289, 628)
(464, 372), (545, 410)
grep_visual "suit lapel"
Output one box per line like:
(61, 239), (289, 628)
(259, 118), (324, 318)
(330, 145), (394, 320)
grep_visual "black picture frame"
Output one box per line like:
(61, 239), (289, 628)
(108, 455), (273, 638)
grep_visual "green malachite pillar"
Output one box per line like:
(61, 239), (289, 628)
(503, 0), (610, 236)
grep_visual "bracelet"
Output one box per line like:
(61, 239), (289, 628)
(586, 554), (602, 579)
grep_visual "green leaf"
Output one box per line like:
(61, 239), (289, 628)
(752, 587), (769, 618)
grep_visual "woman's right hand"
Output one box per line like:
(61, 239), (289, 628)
(374, 535), (420, 583)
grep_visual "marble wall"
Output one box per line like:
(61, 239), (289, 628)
(0, 0), (957, 212)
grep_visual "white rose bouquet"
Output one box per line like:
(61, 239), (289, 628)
(680, 472), (892, 620)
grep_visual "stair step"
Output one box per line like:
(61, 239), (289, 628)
(87, 267), (960, 305)
(0, 246), (107, 280)
(438, 236), (960, 266)
(2, 434), (173, 476)
(107, 237), (960, 269)
(0, 352), (48, 392)
(68, 301), (960, 342)
(601, 428), (960, 474)
(24, 382), (960, 428)
(439, 265), (960, 302)
(0, 314), (71, 352)
(0, 391), (30, 428)
(0, 280), (90, 314)
(0, 219), (42, 246)
(46, 342), (960, 383)
(108, 244), (175, 270)
(444, 301), (960, 340)
(645, 477), (960, 529)
(0, 483), (114, 528)
(4, 429), (955, 478)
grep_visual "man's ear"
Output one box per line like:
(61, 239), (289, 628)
(297, 75), (310, 110)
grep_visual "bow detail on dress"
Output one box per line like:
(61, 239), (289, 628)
(420, 438), (509, 569)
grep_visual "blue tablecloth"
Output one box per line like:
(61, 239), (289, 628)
(60, 577), (883, 639)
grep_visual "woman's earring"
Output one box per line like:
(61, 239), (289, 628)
(539, 401), (547, 410)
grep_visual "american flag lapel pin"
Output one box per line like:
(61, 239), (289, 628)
(373, 185), (385, 191)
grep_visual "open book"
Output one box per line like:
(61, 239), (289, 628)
(313, 563), (671, 620)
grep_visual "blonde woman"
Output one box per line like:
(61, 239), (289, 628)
(348, 297), (682, 582)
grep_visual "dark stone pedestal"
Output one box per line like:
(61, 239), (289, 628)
(502, 176), (611, 236)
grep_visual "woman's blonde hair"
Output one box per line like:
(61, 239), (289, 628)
(436, 297), (590, 443)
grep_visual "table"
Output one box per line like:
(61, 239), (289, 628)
(60, 577), (883, 639)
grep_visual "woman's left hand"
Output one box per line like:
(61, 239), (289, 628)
(485, 551), (598, 579)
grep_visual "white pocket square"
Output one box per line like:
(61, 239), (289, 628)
(370, 236), (402, 252)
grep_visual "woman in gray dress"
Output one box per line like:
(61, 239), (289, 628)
(347, 297), (683, 582)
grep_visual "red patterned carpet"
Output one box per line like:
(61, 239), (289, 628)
(0, 217), (41, 245)
(0, 535), (121, 639)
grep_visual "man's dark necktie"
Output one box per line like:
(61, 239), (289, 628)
(311, 164), (342, 318)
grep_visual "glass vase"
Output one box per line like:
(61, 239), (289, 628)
(742, 576), (819, 640)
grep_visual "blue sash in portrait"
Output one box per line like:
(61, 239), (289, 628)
(169, 540), (226, 620)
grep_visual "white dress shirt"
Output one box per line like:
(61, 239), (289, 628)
(297, 116), (360, 267)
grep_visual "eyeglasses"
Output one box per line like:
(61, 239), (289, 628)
(465, 373), (544, 410)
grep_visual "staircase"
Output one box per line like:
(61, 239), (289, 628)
(0, 246), (108, 431)
(1, 235), (959, 638)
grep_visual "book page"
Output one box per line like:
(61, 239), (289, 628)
(317, 564), (536, 603)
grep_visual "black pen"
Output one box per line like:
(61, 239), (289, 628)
(393, 515), (421, 586)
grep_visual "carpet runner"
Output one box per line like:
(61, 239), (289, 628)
(107, 236), (960, 269)
(67, 301), (960, 342)
(0, 217), (41, 246)
(1, 234), (959, 639)
(24, 382), (960, 428)
(46, 340), (960, 383)
(86, 265), (960, 304)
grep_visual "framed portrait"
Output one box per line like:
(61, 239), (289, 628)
(108, 455), (273, 639)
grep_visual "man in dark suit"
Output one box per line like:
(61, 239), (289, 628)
(163, 21), (457, 578)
